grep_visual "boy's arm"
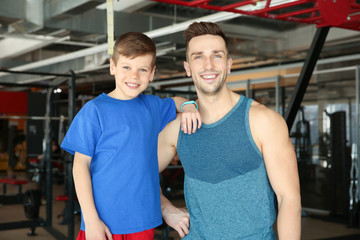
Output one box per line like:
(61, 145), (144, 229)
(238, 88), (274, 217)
(73, 152), (113, 240)
(158, 116), (190, 237)
(171, 96), (201, 134)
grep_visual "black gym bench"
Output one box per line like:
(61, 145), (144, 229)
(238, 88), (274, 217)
(0, 178), (28, 204)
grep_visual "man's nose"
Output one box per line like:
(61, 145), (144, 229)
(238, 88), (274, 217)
(203, 57), (214, 70)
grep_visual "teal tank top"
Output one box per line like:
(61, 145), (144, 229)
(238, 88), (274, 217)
(177, 95), (277, 240)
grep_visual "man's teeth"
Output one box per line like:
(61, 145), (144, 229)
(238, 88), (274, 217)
(202, 75), (216, 79)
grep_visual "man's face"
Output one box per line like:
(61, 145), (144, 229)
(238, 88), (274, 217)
(110, 54), (155, 100)
(184, 34), (232, 95)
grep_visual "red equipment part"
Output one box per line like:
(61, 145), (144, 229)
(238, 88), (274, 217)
(152, 0), (360, 31)
(0, 178), (28, 185)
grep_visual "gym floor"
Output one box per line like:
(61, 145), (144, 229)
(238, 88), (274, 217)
(1, 173), (360, 240)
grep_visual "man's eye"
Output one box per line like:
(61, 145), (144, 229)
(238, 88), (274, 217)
(123, 66), (130, 70)
(194, 56), (202, 60)
(214, 54), (222, 58)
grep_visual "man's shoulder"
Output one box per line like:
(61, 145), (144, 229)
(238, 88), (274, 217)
(159, 114), (181, 148)
(166, 114), (182, 130)
(161, 114), (181, 134)
(250, 100), (280, 119)
(249, 100), (287, 134)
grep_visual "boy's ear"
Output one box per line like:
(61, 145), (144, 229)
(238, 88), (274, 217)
(149, 66), (156, 82)
(184, 61), (191, 77)
(109, 58), (116, 75)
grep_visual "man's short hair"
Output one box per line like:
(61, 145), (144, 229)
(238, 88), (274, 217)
(184, 21), (228, 56)
(112, 32), (156, 69)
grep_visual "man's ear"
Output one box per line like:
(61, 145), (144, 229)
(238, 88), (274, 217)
(184, 61), (191, 77)
(227, 58), (233, 75)
(109, 58), (116, 75)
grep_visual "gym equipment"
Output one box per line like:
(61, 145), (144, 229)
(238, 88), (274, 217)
(23, 189), (42, 219)
(293, 107), (313, 182)
(349, 143), (359, 227)
(55, 195), (80, 225)
(294, 107), (312, 162)
(329, 111), (349, 217)
(0, 178), (28, 204)
(0, 70), (76, 240)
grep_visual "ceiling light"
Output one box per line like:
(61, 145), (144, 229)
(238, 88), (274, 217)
(53, 88), (62, 94)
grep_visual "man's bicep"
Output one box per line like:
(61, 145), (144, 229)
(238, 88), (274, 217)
(261, 114), (299, 199)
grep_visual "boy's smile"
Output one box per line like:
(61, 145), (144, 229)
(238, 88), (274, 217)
(109, 54), (155, 100)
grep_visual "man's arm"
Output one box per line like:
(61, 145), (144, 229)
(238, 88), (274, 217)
(160, 189), (190, 238)
(171, 97), (201, 134)
(73, 152), (113, 240)
(158, 116), (190, 237)
(250, 103), (301, 239)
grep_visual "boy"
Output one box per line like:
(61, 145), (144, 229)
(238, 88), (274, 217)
(61, 32), (201, 240)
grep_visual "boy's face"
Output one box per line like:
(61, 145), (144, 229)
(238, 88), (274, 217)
(110, 54), (155, 100)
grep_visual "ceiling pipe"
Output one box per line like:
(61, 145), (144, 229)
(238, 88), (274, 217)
(0, 11), (241, 81)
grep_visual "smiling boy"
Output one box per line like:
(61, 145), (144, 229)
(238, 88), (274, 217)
(61, 32), (201, 240)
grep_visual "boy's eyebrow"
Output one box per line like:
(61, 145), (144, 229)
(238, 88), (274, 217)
(119, 62), (151, 68)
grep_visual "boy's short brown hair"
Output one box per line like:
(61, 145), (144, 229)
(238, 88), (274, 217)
(112, 32), (156, 69)
(184, 22), (228, 57)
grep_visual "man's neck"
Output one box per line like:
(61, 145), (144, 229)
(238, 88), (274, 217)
(197, 87), (240, 125)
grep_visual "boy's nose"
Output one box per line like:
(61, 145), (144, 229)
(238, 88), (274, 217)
(130, 70), (139, 79)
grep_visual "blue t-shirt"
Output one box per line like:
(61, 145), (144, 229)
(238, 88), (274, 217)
(61, 93), (176, 234)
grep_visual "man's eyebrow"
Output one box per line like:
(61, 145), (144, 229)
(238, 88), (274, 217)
(213, 50), (225, 54)
(190, 51), (203, 56)
(190, 50), (225, 56)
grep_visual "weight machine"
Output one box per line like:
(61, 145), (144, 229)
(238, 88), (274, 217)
(0, 69), (76, 240)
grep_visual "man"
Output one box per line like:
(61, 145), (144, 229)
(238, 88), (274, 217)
(158, 22), (301, 239)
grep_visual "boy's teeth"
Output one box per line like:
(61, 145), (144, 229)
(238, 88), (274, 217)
(127, 83), (138, 87)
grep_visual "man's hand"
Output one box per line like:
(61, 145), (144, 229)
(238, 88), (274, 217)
(181, 103), (201, 134)
(163, 206), (190, 238)
(85, 218), (113, 240)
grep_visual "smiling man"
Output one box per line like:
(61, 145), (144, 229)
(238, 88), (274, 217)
(158, 22), (301, 239)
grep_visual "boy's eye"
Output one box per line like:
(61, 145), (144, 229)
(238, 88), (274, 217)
(123, 66), (130, 70)
(140, 68), (148, 72)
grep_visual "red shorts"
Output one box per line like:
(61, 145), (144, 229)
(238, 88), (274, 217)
(76, 228), (155, 240)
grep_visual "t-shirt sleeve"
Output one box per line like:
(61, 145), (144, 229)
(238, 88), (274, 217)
(156, 97), (176, 131)
(60, 102), (101, 157)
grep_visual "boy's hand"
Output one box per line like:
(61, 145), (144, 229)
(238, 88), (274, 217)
(181, 104), (201, 134)
(163, 206), (190, 238)
(85, 218), (113, 240)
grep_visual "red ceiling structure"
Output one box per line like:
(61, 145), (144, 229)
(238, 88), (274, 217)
(152, 0), (360, 31)
(151, 0), (360, 130)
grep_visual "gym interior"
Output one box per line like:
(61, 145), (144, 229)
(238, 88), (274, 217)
(1, 0), (360, 239)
